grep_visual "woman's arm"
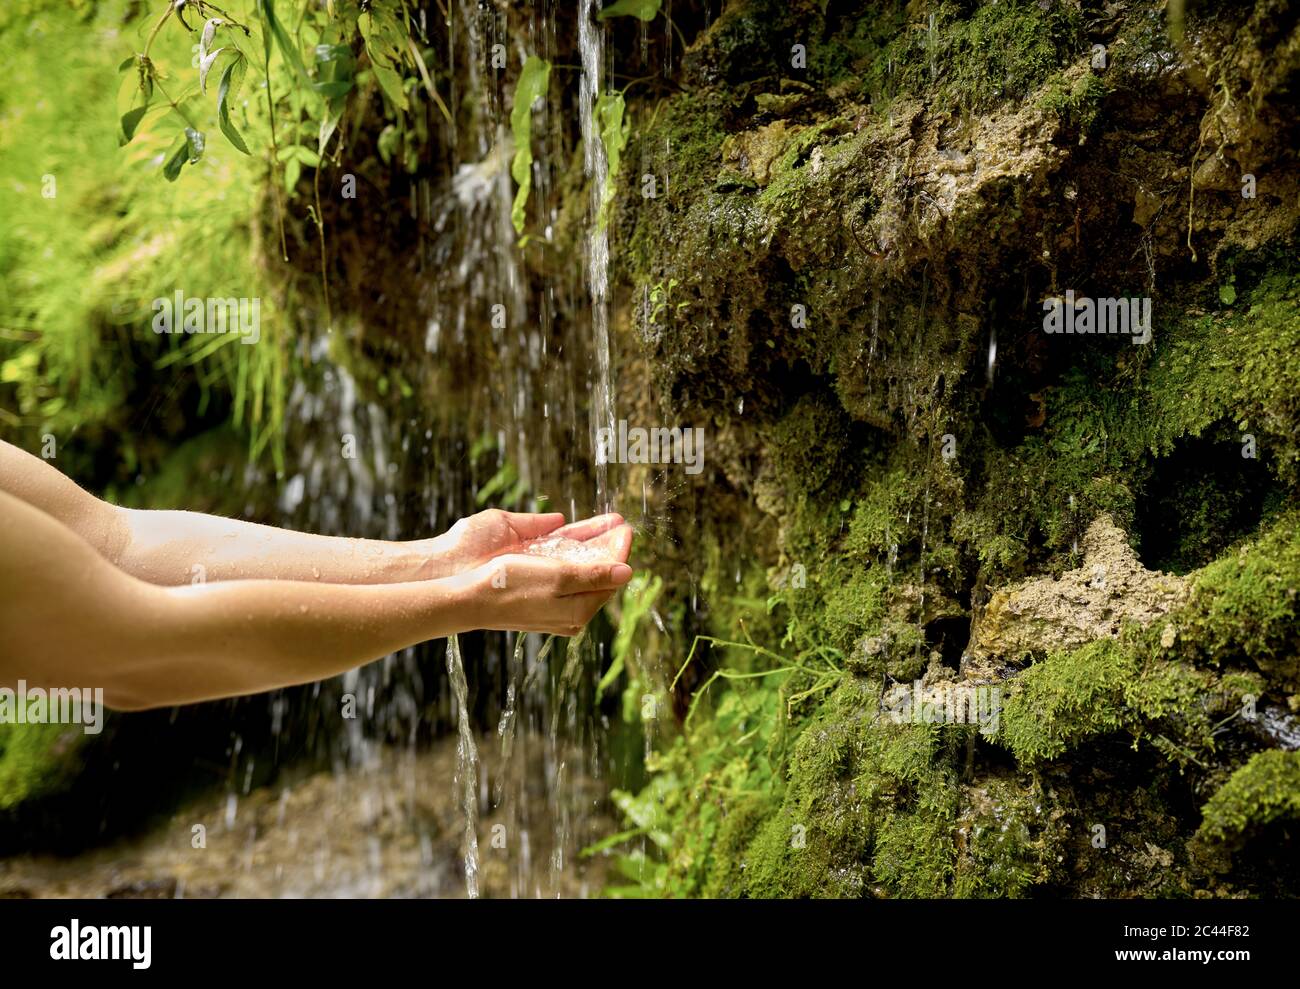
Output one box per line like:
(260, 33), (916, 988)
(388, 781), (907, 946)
(0, 489), (632, 710)
(0, 439), (614, 585)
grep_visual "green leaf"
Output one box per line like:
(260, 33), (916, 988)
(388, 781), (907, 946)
(313, 42), (355, 101)
(358, 6), (409, 63)
(277, 145), (321, 167)
(510, 55), (551, 234)
(318, 100), (345, 154)
(596, 0), (662, 21)
(377, 124), (400, 164)
(1219, 282), (1237, 305)
(162, 134), (189, 181)
(217, 59), (251, 155)
(259, 0), (310, 85)
(312, 80), (354, 99)
(185, 127), (206, 163)
(595, 90), (630, 230)
(116, 62), (154, 146)
(370, 60), (408, 111)
(119, 105), (148, 145)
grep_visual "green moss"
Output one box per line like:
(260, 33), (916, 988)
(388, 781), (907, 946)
(1040, 72), (1106, 131)
(768, 394), (856, 498)
(999, 635), (1226, 765)
(1194, 750), (1300, 856)
(1139, 268), (1300, 478)
(872, 811), (955, 897)
(0, 723), (88, 811)
(1000, 640), (1134, 763)
(736, 680), (972, 898)
(954, 776), (1065, 898)
(1178, 510), (1300, 689)
(859, 0), (1082, 113)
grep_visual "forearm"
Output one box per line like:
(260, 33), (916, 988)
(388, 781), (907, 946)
(109, 575), (472, 708)
(114, 507), (457, 585)
(0, 437), (456, 585)
(0, 489), (475, 710)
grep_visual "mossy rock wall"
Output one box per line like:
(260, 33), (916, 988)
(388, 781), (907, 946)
(611, 0), (1300, 897)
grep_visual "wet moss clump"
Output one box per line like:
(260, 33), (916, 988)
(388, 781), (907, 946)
(0, 724), (89, 812)
(1176, 510), (1300, 694)
(1194, 751), (1300, 864)
(858, 0), (1083, 112)
(996, 635), (1251, 766)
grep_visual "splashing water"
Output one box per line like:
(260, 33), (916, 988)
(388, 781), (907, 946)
(524, 533), (615, 562)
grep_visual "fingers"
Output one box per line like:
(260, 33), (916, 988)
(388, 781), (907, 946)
(581, 523), (633, 563)
(555, 560), (633, 595)
(550, 512), (625, 543)
(501, 511), (567, 539)
(565, 589), (617, 631)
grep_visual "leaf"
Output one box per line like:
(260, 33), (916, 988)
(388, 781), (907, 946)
(315, 43), (355, 72)
(199, 18), (224, 59)
(596, 0), (662, 21)
(185, 127), (206, 163)
(313, 42), (356, 101)
(377, 124), (400, 164)
(217, 59), (251, 154)
(313, 80), (354, 99)
(199, 47), (225, 94)
(1219, 283), (1237, 305)
(116, 63), (154, 145)
(359, 5), (409, 63)
(509, 55), (551, 234)
(119, 105), (149, 144)
(162, 133), (189, 181)
(370, 60), (408, 111)
(595, 90), (630, 230)
(277, 144), (321, 167)
(117, 56), (136, 73)
(284, 155), (301, 193)
(259, 0), (310, 85)
(318, 99), (345, 155)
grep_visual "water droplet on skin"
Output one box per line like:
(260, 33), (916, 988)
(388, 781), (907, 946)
(299, 605), (309, 614)
(312, 567), (321, 579)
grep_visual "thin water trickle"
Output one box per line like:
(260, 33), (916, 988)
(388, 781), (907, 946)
(580, 0), (616, 514)
(445, 634), (480, 898)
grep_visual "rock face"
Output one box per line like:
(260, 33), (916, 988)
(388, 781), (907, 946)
(607, 0), (1300, 898)
(970, 515), (1189, 671)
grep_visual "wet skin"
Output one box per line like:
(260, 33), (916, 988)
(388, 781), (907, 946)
(0, 440), (633, 710)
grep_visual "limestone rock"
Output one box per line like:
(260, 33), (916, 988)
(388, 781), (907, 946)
(969, 515), (1188, 669)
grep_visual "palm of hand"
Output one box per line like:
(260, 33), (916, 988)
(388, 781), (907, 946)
(445, 509), (626, 571)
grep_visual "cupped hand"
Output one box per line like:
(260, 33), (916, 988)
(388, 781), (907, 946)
(447, 522), (634, 636)
(432, 508), (626, 576)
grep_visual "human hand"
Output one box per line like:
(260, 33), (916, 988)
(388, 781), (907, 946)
(447, 521), (634, 635)
(427, 508), (626, 577)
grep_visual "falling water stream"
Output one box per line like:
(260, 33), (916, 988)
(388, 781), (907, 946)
(445, 634), (480, 898)
(580, 0), (616, 515)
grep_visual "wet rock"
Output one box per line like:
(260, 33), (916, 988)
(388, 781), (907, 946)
(720, 119), (802, 186)
(969, 514), (1188, 668)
